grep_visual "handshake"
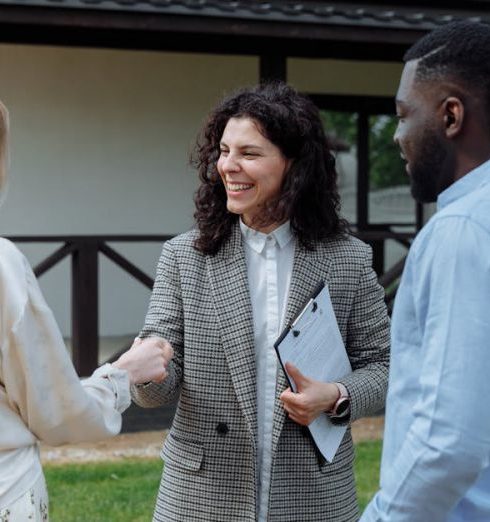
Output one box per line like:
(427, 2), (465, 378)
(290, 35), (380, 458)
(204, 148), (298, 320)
(112, 336), (174, 385)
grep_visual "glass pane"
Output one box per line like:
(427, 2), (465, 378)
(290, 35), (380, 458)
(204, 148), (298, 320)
(320, 110), (358, 224)
(368, 114), (413, 225)
(368, 114), (415, 272)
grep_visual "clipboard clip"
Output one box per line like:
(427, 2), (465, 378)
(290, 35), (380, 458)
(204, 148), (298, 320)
(292, 301), (317, 337)
(274, 281), (325, 347)
(289, 281), (325, 334)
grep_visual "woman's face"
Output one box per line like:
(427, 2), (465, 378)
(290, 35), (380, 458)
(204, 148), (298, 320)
(217, 117), (289, 233)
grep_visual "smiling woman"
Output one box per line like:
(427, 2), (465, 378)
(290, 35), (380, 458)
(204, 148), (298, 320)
(131, 82), (391, 522)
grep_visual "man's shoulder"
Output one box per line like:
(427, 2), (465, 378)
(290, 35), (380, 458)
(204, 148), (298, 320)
(411, 194), (490, 266)
(438, 180), (490, 232)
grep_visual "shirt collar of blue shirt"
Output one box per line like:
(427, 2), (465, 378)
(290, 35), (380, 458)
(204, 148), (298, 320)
(239, 219), (293, 254)
(437, 158), (490, 211)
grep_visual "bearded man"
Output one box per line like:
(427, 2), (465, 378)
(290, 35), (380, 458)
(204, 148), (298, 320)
(361, 20), (490, 522)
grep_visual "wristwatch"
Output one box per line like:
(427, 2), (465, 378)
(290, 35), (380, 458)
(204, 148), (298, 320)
(330, 383), (350, 417)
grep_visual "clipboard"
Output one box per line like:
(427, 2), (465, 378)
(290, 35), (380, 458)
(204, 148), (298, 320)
(274, 281), (325, 389)
(274, 281), (352, 462)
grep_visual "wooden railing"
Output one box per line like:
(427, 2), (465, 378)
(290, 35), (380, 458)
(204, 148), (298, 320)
(354, 227), (413, 313)
(9, 235), (171, 375)
(9, 229), (414, 375)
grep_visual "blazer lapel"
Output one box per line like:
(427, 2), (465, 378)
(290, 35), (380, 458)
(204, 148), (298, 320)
(207, 224), (258, 442)
(271, 241), (332, 457)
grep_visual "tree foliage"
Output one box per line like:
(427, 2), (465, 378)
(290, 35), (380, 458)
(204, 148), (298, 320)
(321, 110), (407, 190)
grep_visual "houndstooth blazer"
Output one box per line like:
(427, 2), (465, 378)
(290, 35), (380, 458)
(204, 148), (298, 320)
(132, 223), (390, 522)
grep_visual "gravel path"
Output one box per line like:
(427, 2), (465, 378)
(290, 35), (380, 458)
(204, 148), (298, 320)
(40, 417), (383, 464)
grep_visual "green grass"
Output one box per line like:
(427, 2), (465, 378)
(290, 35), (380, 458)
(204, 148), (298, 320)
(354, 440), (382, 511)
(44, 440), (381, 521)
(45, 459), (162, 522)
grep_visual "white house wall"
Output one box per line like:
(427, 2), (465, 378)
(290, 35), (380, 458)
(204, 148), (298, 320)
(0, 45), (401, 340)
(0, 44), (258, 338)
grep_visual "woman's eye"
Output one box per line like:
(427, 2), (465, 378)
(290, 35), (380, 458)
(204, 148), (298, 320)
(220, 149), (229, 156)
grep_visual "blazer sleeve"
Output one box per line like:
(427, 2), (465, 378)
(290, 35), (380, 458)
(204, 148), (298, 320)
(338, 244), (390, 423)
(131, 240), (184, 408)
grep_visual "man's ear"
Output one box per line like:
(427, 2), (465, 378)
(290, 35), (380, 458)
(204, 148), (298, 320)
(443, 96), (464, 138)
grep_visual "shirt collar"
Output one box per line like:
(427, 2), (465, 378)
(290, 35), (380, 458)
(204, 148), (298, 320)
(437, 159), (490, 210)
(239, 219), (293, 254)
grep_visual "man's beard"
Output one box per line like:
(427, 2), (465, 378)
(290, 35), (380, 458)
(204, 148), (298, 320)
(409, 129), (453, 204)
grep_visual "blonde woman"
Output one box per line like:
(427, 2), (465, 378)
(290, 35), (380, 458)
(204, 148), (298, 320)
(0, 102), (172, 521)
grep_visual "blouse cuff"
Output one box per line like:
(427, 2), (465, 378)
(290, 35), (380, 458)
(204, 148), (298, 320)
(91, 363), (131, 413)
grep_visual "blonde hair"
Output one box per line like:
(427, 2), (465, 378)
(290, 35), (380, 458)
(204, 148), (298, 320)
(0, 101), (9, 195)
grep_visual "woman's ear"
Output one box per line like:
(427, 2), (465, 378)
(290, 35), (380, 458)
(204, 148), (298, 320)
(443, 96), (464, 139)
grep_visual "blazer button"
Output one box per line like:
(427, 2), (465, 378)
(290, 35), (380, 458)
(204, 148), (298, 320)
(216, 422), (229, 436)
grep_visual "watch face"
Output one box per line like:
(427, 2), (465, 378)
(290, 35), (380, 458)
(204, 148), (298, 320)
(335, 397), (350, 416)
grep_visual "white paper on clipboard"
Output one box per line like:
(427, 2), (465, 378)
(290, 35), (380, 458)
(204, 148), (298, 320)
(275, 283), (352, 462)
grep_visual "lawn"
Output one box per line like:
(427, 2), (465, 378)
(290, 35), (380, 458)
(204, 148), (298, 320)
(45, 440), (381, 521)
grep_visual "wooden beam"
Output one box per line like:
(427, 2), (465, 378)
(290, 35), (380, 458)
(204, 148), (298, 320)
(357, 112), (370, 229)
(99, 243), (154, 290)
(259, 54), (287, 83)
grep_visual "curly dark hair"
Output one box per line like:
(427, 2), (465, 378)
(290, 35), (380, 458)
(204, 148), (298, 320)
(193, 82), (348, 255)
(404, 21), (490, 128)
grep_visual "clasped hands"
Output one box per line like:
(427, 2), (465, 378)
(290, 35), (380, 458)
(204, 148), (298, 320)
(280, 362), (340, 426)
(113, 336), (174, 385)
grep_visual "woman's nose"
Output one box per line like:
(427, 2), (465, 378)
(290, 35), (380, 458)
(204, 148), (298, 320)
(222, 153), (240, 172)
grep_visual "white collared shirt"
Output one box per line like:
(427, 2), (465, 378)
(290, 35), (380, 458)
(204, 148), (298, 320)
(240, 219), (295, 522)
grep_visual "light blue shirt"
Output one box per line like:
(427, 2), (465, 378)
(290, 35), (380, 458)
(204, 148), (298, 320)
(361, 160), (490, 522)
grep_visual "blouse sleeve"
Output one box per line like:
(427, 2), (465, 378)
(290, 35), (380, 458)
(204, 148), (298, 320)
(1, 244), (130, 446)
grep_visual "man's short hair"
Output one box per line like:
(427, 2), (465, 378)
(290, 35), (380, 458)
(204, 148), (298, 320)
(404, 21), (490, 123)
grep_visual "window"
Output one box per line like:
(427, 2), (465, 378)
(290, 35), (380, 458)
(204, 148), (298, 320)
(310, 94), (420, 275)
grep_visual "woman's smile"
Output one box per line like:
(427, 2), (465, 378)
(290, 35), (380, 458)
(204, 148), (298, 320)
(225, 181), (255, 192)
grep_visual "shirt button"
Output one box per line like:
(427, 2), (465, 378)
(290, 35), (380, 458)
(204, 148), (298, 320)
(216, 422), (229, 436)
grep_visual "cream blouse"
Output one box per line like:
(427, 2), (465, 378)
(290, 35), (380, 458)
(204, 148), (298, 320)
(0, 238), (130, 508)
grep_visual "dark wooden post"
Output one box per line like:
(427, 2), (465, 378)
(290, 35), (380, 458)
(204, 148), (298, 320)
(416, 201), (424, 230)
(259, 54), (287, 83)
(357, 111), (369, 230)
(357, 112), (386, 275)
(371, 239), (385, 277)
(71, 239), (99, 376)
